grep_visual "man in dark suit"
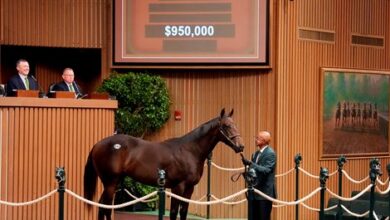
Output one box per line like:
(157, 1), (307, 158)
(51, 68), (83, 98)
(242, 131), (277, 220)
(6, 59), (39, 96)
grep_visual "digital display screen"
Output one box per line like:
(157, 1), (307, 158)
(114, 0), (268, 64)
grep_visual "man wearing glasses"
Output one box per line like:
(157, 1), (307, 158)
(242, 131), (277, 220)
(51, 68), (83, 98)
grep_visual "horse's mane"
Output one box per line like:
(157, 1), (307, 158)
(163, 116), (220, 144)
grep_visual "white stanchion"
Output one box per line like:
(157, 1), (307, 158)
(326, 184), (373, 201)
(210, 162), (295, 178)
(376, 183), (390, 194)
(373, 211), (380, 220)
(300, 203), (337, 212)
(65, 189), (158, 209)
(123, 188), (158, 203)
(275, 168), (295, 178)
(166, 189), (247, 205)
(329, 169), (338, 177)
(210, 194), (246, 205)
(341, 204), (369, 217)
(210, 162), (244, 172)
(0, 189), (57, 206)
(253, 188), (322, 205)
(377, 177), (389, 186)
(341, 170), (369, 184)
(298, 167), (319, 179)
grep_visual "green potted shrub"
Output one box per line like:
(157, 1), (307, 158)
(98, 71), (170, 211)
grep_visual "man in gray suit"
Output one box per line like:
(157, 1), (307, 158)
(242, 131), (277, 220)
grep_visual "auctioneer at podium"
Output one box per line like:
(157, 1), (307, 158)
(6, 59), (39, 97)
(50, 68), (83, 98)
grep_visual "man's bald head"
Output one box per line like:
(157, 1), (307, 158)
(255, 131), (271, 148)
(258, 131), (271, 144)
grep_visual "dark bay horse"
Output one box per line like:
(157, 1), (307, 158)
(84, 109), (244, 220)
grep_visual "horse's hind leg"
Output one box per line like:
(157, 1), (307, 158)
(98, 184), (116, 220)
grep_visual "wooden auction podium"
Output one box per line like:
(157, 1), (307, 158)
(47, 91), (75, 98)
(15, 89), (40, 97)
(0, 97), (117, 220)
(88, 92), (110, 100)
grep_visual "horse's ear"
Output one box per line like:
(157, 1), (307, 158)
(220, 108), (226, 118)
(228, 109), (234, 117)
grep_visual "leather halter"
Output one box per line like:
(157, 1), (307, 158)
(219, 125), (240, 147)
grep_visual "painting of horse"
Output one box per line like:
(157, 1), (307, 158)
(84, 109), (245, 220)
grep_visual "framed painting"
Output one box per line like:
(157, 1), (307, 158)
(320, 68), (390, 158)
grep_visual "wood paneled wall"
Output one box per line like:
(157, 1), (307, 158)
(1, 0), (390, 219)
(0, 98), (116, 220)
(275, 0), (390, 219)
(0, 0), (107, 48)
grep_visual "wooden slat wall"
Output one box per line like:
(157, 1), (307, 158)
(0, 0), (105, 48)
(0, 99), (116, 220)
(275, 0), (390, 219)
(1, 0), (390, 219)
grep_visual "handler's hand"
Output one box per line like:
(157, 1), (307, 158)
(242, 158), (252, 166)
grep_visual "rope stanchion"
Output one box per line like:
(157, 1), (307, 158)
(375, 184), (390, 195)
(326, 184), (373, 201)
(336, 155), (347, 220)
(123, 189), (158, 202)
(298, 167), (319, 179)
(273, 203), (287, 208)
(373, 211), (380, 220)
(369, 158), (381, 220)
(294, 153), (302, 220)
(55, 167), (66, 220)
(210, 194), (246, 205)
(252, 188), (322, 206)
(165, 189), (248, 205)
(342, 170), (370, 184)
(328, 169), (338, 177)
(0, 189), (57, 206)
(157, 169), (166, 220)
(211, 162), (296, 178)
(376, 177), (389, 186)
(341, 204), (369, 218)
(300, 203), (337, 212)
(3, 156), (388, 220)
(211, 161), (244, 172)
(319, 167), (329, 220)
(275, 168), (295, 178)
(207, 153), (212, 219)
(65, 189), (158, 209)
(195, 195), (207, 201)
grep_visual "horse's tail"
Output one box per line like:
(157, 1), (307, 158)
(84, 150), (97, 209)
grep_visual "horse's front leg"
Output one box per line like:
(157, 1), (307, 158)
(170, 185), (185, 220)
(179, 186), (194, 220)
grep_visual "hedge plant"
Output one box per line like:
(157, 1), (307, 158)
(99, 72), (170, 137)
(98, 72), (171, 211)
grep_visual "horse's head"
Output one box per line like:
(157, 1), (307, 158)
(218, 108), (244, 153)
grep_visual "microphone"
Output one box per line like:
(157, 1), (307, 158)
(30, 74), (46, 98)
(77, 93), (88, 99)
(73, 81), (86, 99)
(30, 75), (38, 81)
